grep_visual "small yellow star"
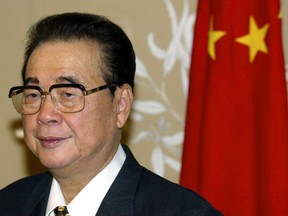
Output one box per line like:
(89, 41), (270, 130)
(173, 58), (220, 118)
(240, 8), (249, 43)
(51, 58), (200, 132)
(278, 9), (282, 19)
(235, 16), (269, 63)
(208, 16), (226, 60)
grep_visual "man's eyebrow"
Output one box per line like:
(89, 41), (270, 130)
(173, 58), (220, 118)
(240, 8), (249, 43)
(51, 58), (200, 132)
(24, 77), (39, 85)
(24, 76), (80, 85)
(57, 76), (80, 84)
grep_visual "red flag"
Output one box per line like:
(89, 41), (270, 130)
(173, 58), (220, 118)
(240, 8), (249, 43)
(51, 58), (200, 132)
(180, 0), (288, 215)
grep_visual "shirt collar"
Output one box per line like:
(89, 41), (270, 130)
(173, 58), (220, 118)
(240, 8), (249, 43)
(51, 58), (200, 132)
(46, 144), (126, 216)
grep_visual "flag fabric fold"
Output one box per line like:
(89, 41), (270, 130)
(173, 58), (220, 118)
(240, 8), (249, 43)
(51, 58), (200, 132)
(180, 0), (288, 215)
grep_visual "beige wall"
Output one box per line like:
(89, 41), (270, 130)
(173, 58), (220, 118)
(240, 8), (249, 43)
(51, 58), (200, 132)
(0, 0), (287, 188)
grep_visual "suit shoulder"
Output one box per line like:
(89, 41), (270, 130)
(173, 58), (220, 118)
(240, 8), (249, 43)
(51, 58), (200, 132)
(138, 167), (203, 199)
(120, 145), (222, 215)
(136, 167), (222, 215)
(0, 172), (52, 215)
(0, 172), (51, 195)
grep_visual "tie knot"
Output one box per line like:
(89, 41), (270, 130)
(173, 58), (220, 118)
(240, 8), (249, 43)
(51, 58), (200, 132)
(54, 206), (70, 216)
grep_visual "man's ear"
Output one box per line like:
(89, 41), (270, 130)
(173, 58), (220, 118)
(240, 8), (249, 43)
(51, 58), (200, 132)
(116, 84), (133, 128)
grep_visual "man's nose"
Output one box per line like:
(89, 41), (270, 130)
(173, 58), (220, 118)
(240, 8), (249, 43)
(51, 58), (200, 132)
(36, 94), (61, 125)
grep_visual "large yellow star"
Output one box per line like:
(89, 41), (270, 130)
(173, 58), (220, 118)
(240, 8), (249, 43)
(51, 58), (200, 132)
(235, 16), (269, 63)
(208, 16), (226, 60)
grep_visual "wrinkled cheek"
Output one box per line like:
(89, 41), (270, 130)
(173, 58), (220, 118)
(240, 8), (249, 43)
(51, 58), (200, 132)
(23, 125), (38, 157)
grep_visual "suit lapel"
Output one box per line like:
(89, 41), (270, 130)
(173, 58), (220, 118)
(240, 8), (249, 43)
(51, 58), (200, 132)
(96, 145), (142, 216)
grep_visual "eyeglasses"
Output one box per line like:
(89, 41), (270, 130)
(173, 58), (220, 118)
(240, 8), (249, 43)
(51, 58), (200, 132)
(8, 83), (116, 115)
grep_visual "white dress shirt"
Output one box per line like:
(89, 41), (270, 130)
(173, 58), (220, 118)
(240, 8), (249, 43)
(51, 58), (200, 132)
(46, 145), (126, 216)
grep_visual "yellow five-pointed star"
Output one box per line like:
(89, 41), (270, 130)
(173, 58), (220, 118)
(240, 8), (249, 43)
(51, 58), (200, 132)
(208, 16), (226, 60)
(235, 16), (269, 63)
(278, 9), (282, 19)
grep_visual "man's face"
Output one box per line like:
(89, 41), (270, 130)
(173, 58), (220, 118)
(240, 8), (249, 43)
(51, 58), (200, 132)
(23, 41), (132, 175)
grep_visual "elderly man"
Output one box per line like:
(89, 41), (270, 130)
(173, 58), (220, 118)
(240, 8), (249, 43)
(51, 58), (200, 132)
(1, 12), (222, 216)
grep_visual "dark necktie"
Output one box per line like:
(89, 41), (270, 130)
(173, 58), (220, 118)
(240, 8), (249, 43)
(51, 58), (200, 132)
(54, 206), (70, 216)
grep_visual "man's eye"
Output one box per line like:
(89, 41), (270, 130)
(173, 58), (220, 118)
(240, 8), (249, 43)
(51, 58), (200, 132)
(56, 87), (82, 98)
(24, 92), (40, 99)
(61, 91), (76, 98)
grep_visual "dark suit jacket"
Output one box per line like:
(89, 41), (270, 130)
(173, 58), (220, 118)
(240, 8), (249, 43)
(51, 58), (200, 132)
(0, 145), (222, 216)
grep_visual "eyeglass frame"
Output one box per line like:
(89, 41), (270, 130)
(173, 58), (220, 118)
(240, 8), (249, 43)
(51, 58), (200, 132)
(8, 83), (117, 115)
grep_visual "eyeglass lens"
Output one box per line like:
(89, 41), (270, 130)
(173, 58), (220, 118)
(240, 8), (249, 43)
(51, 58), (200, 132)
(11, 87), (85, 114)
